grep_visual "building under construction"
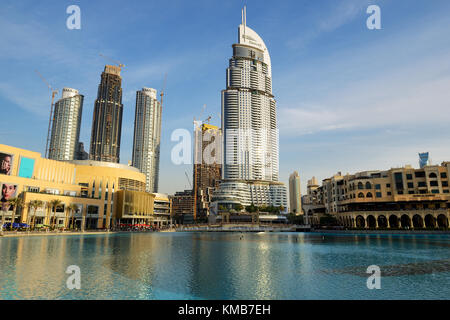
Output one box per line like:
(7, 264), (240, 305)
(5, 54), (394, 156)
(193, 123), (222, 221)
(89, 65), (124, 163)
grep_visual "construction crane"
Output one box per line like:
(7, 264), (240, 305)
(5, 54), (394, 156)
(35, 70), (58, 159)
(204, 116), (212, 124)
(99, 53), (125, 69)
(160, 73), (167, 107)
(193, 104), (207, 131)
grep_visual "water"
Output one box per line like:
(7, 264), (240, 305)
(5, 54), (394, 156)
(0, 232), (449, 299)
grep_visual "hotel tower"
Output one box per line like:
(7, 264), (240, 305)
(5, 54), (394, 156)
(48, 88), (84, 161)
(89, 65), (124, 163)
(132, 88), (162, 193)
(213, 7), (288, 211)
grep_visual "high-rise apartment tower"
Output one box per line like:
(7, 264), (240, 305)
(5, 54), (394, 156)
(48, 88), (84, 161)
(89, 65), (123, 163)
(132, 88), (162, 193)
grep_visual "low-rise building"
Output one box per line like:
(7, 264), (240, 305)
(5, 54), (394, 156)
(0, 144), (171, 229)
(302, 163), (450, 229)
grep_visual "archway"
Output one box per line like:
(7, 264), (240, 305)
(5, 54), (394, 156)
(400, 215), (411, 228)
(389, 215), (399, 228)
(437, 214), (448, 228)
(367, 215), (377, 228)
(412, 215), (424, 229)
(356, 215), (365, 228)
(425, 214), (436, 228)
(377, 215), (388, 228)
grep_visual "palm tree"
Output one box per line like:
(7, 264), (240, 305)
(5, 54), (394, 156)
(29, 200), (43, 230)
(8, 197), (24, 230)
(49, 199), (63, 229)
(66, 204), (78, 230)
(1, 205), (7, 235)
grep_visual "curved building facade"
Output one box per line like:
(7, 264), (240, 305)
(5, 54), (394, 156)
(213, 11), (287, 212)
(0, 144), (171, 230)
(132, 88), (162, 193)
(223, 24), (278, 181)
(48, 88), (84, 161)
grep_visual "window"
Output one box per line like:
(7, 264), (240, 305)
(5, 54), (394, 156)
(394, 173), (403, 190)
(366, 192), (373, 198)
(365, 182), (372, 189)
(441, 172), (447, 179)
(442, 181), (449, 187)
(358, 192), (364, 198)
(386, 184), (391, 188)
(376, 192), (382, 198)
(429, 172), (437, 178)
(358, 182), (364, 190)
(419, 190), (426, 194)
(406, 174), (413, 180)
(387, 192), (392, 196)
(408, 191), (414, 194)
(397, 191), (404, 195)
(430, 181), (438, 187)
(418, 182), (426, 187)
(444, 190), (449, 194)
(415, 171), (425, 178)
(375, 184), (381, 190)
(431, 189), (439, 194)
(407, 182), (414, 188)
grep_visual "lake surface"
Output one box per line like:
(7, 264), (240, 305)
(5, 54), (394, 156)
(0, 232), (449, 299)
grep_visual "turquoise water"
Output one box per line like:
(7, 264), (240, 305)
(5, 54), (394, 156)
(0, 232), (449, 299)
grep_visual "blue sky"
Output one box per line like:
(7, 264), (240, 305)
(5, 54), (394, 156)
(1, 0), (450, 195)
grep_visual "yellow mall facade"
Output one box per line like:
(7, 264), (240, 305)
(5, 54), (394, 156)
(0, 144), (171, 230)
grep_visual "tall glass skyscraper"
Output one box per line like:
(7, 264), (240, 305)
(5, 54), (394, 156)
(89, 65), (123, 163)
(132, 88), (162, 193)
(213, 8), (288, 211)
(48, 88), (84, 161)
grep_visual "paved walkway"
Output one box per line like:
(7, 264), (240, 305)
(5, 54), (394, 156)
(0, 230), (116, 238)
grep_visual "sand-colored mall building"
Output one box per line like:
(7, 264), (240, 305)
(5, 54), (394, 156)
(303, 163), (450, 229)
(0, 144), (171, 229)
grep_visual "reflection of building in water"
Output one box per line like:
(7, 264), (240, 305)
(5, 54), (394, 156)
(0, 143), (171, 229)
(302, 162), (450, 229)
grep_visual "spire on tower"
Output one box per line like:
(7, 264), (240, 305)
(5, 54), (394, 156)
(241, 6), (247, 36)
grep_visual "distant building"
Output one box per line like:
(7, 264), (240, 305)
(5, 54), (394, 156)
(89, 65), (123, 163)
(75, 142), (89, 160)
(419, 152), (430, 169)
(302, 163), (450, 229)
(132, 88), (162, 193)
(289, 171), (302, 215)
(48, 88), (84, 161)
(170, 190), (194, 220)
(193, 123), (222, 220)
